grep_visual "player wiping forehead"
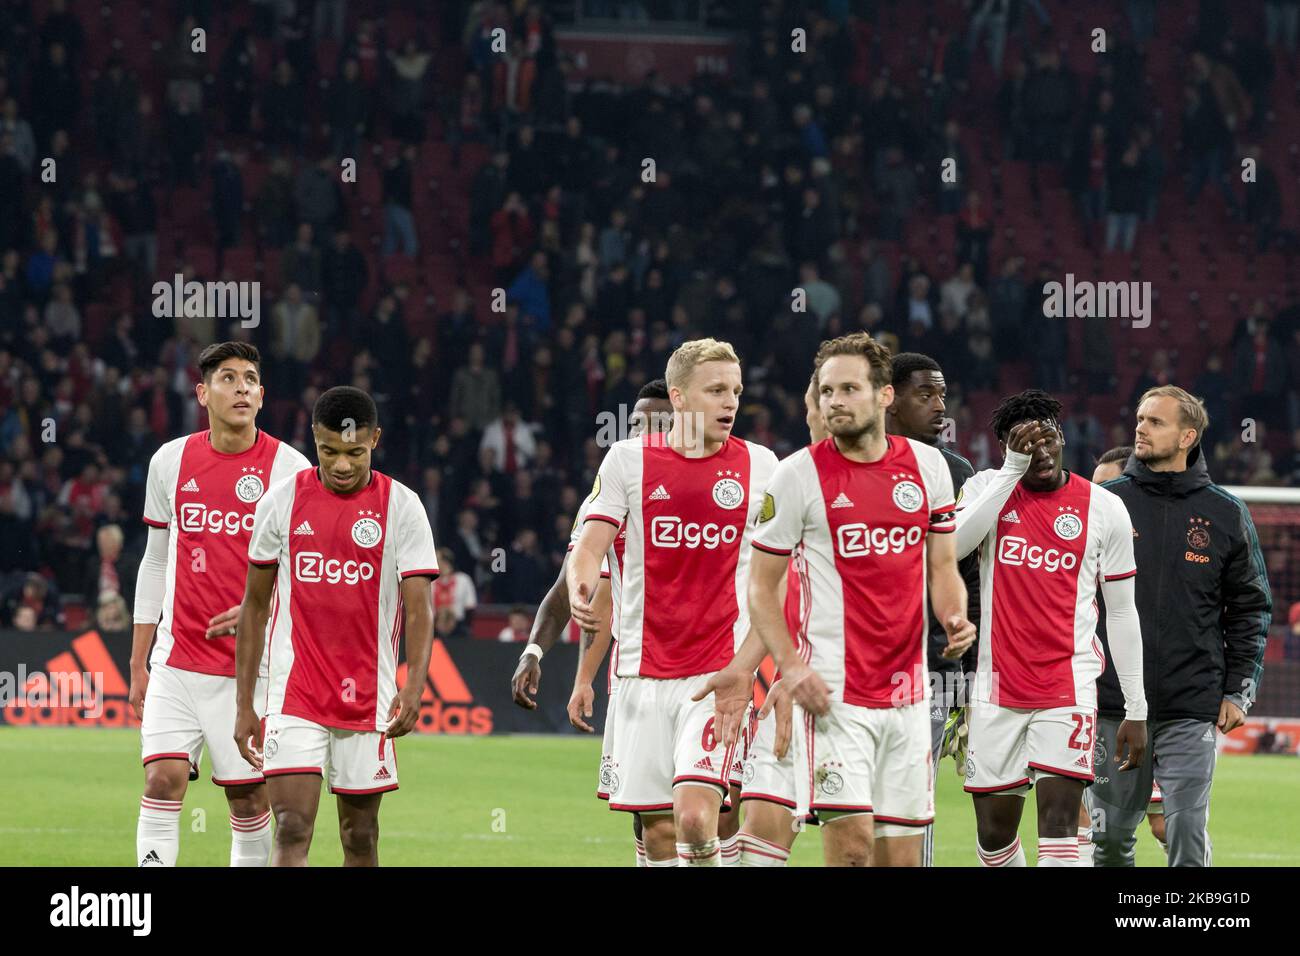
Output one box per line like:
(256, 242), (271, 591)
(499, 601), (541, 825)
(130, 341), (311, 867)
(508, 379), (673, 867)
(568, 338), (778, 866)
(953, 390), (1147, 867)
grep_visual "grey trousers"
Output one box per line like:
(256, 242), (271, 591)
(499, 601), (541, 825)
(923, 702), (948, 867)
(1086, 716), (1217, 867)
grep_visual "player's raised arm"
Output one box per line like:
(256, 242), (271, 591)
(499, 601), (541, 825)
(129, 525), (169, 719)
(953, 420), (1044, 558)
(569, 578), (613, 733)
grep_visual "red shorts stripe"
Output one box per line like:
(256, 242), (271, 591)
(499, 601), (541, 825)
(872, 814), (934, 826)
(330, 783), (399, 795)
(212, 776), (264, 787)
(142, 752), (191, 766)
(262, 767), (323, 778)
(672, 774), (729, 794)
(964, 776), (1032, 794)
(812, 803), (874, 813)
(1028, 761), (1094, 783)
(608, 801), (674, 813)
(739, 792), (797, 809)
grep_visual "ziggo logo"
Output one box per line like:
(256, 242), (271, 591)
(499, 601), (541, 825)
(650, 516), (739, 550)
(998, 536), (1078, 573)
(180, 503), (254, 536)
(836, 522), (922, 557)
(294, 551), (375, 585)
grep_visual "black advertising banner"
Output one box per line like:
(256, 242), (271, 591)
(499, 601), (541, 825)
(0, 629), (609, 736)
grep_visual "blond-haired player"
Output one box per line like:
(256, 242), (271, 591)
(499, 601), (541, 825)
(568, 338), (778, 866)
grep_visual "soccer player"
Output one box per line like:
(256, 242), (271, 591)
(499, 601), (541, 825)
(509, 378), (673, 867)
(745, 333), (975, 867)
(233, 386), (437, 866)
(129, 342), (311, 867)
(884, 352), (981, 867)
(725, 374), (828, 866)
(567, 339), (778, 866)
(954, 390), (1147, 867)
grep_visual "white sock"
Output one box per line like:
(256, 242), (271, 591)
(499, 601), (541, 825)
(677, 838), (721, 867)
(230, 811), (273, 867)
(1037, 835), (1079, 866)
(738, 833), (791, 867)
(719, 833), (740, 867)
(137, 797), (182, 867)
(1077, 826), (1094, 866)
(645, 853), (677, 867)
(977, 836), (1026, 867)
(634, 836), (647, 867)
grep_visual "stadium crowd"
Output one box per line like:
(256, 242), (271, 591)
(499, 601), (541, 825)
(2, 0), (1300, 628)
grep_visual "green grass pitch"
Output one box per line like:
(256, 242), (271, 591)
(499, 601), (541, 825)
(1, 727), (1295, 866)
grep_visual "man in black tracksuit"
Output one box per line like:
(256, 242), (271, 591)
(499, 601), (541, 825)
(886, 353), (982, 867)
(1091, 387), (1271, 866)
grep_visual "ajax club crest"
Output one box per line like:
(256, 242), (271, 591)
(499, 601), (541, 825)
(891, 478), (923, 513)
(235, 468), (265, 503)
(712, 471), (745, 510)
(352, 512), (383, 548)
(1053, 508), (1083, 541)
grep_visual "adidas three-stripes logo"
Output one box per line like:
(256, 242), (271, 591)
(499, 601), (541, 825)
(293, 521), (315, 536)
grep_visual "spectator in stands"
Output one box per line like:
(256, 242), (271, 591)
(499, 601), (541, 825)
(389, 39), (432, 143)
(498, 528), (547, 604)
(294, 157), (341, 243)
(270, 284), (320, 399)
(497, 606), (532, 643)
(799, 261), (841, 330)
(480, 403), (536, 476)
(321, 228), (368, 335)
(3, 572), (60, 629)
(261, 60), (306, 150)
(434, 545), (478, 638)
(1105, 139), (1145, 253)
(1234, 319), (1288, 427)
(95, 590), (130, 632)
(450, 342), (501, 432)
(327, 58), (369, 159)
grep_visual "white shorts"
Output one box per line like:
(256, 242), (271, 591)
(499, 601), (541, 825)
(727, 702), (755, 791)
(606, 673), (735, 813)
(741, 705), (797, 812)
(793, 699), (934, 828)
(262, 713), (399, 795)
(140, 661), (266, 786)
(596, 686), (618, 801)
(964, 701), (1097, 794)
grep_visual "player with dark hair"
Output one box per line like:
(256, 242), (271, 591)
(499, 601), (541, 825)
(234, 385), (438, 865)
(737, 333), (974, 866)
(954, 389), (1147, 866)
(884, 352), (981, 867)
(1092, 446), (1133, 484)
(130, 342), (312, 866)
(510, 378), (673, 866)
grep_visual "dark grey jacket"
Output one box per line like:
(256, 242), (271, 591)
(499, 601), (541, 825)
(1097, 446), (1271, 722)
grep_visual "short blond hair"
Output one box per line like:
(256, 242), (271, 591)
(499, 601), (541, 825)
(665, 338), (740, 392)
(1139, 385), (1209, 447)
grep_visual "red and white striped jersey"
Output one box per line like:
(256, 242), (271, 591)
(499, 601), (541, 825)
(143, 429), (310, 677)
(957, 469), (1136, 709)
(248, 469), (438, 732)
(777, 544), (811, 680)
(751, 435), (956, 708)
(584, 431), (779, 679)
